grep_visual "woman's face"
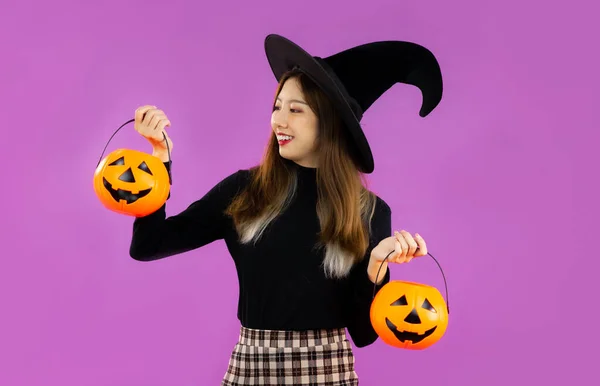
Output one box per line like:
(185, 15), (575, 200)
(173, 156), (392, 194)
(271, 77), (319, 168)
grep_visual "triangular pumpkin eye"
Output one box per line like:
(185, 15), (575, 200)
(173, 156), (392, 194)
(118, 168), (136, 182)
(138, 161), (153, 175)
(391, 295), (408, 306)
(109, 156), (125, 166)
(421, 298), (437, 313)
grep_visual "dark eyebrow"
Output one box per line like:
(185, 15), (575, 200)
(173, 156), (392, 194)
(276, 97), (308, 105)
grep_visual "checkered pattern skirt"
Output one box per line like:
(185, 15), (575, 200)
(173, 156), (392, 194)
(221, 326), (359, 385)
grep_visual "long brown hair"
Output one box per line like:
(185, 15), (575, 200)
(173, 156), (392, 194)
(225, 68), (378, 278)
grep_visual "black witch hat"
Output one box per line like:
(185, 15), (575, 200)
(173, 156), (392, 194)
(264, 34), (443, 174)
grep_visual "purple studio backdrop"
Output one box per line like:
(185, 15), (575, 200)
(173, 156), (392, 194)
(1, 0), (598, 385)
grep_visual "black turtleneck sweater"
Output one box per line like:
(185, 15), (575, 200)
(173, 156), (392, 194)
(129, 160), (391, 348)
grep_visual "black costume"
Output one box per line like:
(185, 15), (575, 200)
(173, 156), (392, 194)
(129, 159), (391, 348)
(127, 33), (442, 384)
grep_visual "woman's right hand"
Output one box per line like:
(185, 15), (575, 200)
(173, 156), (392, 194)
(134, 105), (173, 161)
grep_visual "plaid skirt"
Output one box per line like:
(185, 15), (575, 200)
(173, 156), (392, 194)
(221, 326), (359, 385)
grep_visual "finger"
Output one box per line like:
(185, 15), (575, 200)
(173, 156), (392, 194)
(415, 233), (427, 256)
(156, 118), (170, 133)
(400, 230), (418, 257)
(392, 235), (405, 263)
(135, 105), (150, 122)
(394, 231), (409, 261)
(144, 109), (157, 126)
(393, 237), (403, 263)
(135, 105), (156, 124)
(148, 111), (164, 130)
(155, 113), (170, 129)
(159, 115), (171, 127)
(143, 108), (161, 125)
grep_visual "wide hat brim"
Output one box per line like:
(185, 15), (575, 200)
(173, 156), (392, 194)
(264, 34), (375, 173)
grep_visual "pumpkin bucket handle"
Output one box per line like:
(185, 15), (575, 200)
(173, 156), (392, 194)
(372, 249), (449, 314)
(96, 117), (172, 184)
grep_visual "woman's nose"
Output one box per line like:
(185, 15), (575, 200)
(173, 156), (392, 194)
(273, 111), (288, 127)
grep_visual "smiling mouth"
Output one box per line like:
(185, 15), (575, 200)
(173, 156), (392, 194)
(103, 177), (151, 204)
(385, 318), (437, 344)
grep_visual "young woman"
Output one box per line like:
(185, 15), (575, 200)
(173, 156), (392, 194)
(128, 34), (442, 385)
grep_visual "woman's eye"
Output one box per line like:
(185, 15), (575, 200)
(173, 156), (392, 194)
(272, 106), (301, 113)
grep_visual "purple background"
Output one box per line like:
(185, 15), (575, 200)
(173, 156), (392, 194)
(2, 0), (598, 384)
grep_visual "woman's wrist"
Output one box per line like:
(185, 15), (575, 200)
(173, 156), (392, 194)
(367, 257), (388, 285)
(152, 148), (170, 162)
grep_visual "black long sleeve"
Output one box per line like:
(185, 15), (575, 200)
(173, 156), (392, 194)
(129, 160), (391, 348)
(129, 163), (249, 260)
(346, 201), (392, 347)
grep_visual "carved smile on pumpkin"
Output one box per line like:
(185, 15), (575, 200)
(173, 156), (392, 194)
(102, 156), (153, 204)
(103, 177), (152, 204)
(385, 318), (437, 344)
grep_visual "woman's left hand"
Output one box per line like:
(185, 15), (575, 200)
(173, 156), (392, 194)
(371, 230), (428, 265)
(367, 230), (428, 284)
